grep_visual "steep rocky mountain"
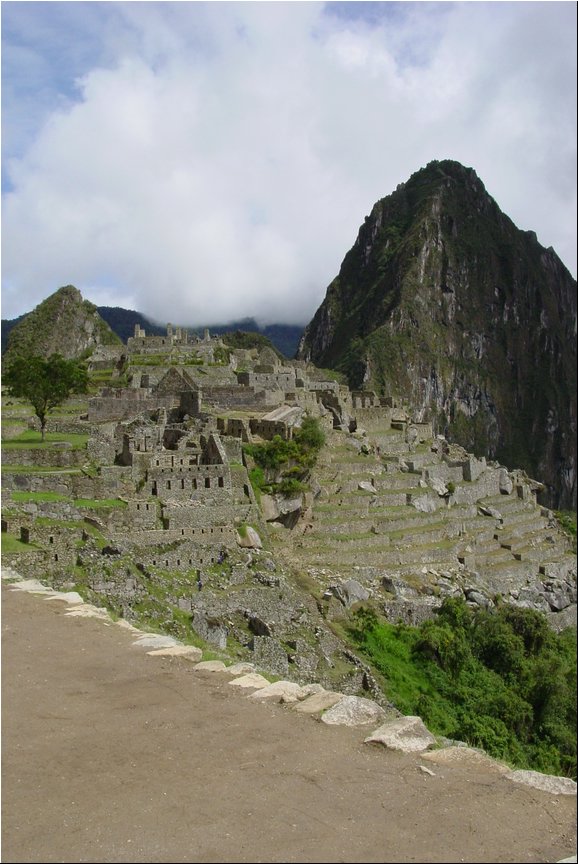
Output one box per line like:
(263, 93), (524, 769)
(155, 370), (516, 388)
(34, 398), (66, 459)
(3, 285), (121, 361)
(298, 160), (577, 510)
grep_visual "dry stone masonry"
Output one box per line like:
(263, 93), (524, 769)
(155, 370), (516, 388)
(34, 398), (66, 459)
(2, 324), (576, 694)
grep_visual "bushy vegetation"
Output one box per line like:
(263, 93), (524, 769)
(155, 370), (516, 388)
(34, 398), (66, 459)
(244, 415), (326, 497)
(349, 598), (576, 778)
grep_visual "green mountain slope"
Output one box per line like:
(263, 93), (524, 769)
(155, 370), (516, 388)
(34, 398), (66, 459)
(4, 286), (121, 361)
(298, 160), (577, 510)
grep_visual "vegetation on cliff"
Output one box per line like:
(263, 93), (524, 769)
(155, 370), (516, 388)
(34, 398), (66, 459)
(298, 159), (577, 509)
(349, 598), (576, 778)
(4, 286), (121, 361)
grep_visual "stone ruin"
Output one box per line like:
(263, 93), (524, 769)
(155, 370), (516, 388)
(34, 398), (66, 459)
(2, 324), (576, 689)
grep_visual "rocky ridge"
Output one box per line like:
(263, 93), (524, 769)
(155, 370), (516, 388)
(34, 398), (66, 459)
(297, 159), (577, 510)
(3, 285), (121, 361)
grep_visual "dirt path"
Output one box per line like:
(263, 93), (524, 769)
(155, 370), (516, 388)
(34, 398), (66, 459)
(1, 581), (576, 864)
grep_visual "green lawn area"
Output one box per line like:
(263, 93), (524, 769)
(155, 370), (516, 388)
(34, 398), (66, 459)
(1, 534), (41, 553)
(1, 465), (84, 474)
(2, 431), (89, 450)
(8, 491), (127, 509)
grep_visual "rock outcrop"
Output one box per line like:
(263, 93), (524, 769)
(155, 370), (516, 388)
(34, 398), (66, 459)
(4, 285), (121, 361)
(298, 160), (577, 509)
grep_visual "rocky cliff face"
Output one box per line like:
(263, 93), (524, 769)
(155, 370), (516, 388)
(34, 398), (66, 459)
(298, 160), (577, 510)
(4, 285), (121, 361)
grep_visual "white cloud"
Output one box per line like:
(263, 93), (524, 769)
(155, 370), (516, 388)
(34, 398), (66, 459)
(2, 1), (576, 325)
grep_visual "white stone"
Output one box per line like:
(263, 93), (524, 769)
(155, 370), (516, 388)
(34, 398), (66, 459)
(228, 673), (270, 689)
(321, 695), (386, 726)
(421, 746), (509, 773)
(45, 591), (85, 604)
(236, 526), (263, 549)
(223, 662), (256, 676)
(146, 645), (202, 660)
(193, 660), (227, 672)
(294, 690), (344, 714)
(248, 681), (306, 703)
(505, 769), (577, 796)
(64, 605), (111, 620)
(365, 716), (436, 752)
(132, 634), (179, 649)
(7, 579), (55, 594)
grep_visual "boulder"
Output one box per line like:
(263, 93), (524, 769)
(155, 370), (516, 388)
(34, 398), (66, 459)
(320, 695), (386, 727)
(224, 662), (256, 676)
(248, 681), (306, 703)
(193, 660), (227, 672)
(146, 645), (202, 661)
(236, 526), (262, 549)
(294, 690), (344, 714)
(331, 579), (370, 608)
(505, 770), (577, 796)
(364, 716), (436, 752)
(228, 672), (270, 690)
(499, 468), (514, 495)
(478, 505), (502, 520)
(411, 495), (438, 513)
(428, 477), (449, 497)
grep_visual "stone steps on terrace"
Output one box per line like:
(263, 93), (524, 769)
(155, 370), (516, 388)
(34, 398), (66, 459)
(297, 535), (461, 568)
(372, 473), (426, 490)
(478, 494), (537, 515)
(312, 506), (486, 539)
(473, 558), (546, 595)
(324, 489), (415, 508)
(497, 522), (559, 549)
(499, 514), (549, 537)
(476, 546), (520, 566)
(505, 542), (569, 563)
(539, 558), (577, 580)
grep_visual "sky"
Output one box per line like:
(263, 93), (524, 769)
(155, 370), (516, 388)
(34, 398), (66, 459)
(1, 1), (576, 327)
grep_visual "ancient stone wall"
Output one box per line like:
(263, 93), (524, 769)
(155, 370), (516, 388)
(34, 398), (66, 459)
(1, 448), (87, 468)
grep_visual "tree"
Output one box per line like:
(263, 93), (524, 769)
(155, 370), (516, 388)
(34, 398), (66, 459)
(3, 353), (88, 440)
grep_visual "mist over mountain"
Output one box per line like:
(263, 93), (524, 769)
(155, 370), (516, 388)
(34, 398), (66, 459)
(2, 302), (304, 360)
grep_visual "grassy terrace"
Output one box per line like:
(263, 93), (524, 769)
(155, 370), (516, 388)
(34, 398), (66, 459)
(1, 465), (84, 475)
(8, 491), (127, 509)
(2, 431), (89, 450)
(1, 535), (42, 553)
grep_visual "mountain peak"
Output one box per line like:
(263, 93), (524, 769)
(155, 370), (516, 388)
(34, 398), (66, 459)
(298, 163), (577, 509)
(4, 284), (121, 360)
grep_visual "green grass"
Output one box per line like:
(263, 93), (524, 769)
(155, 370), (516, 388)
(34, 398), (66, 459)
(2, 431), (89, 450)
(7, 491), (128, 510)
(9, 491), (71, 503)
(1, 465), (83, 474)
(74, 498), (128, 509)
(1, 534), (41, 552)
